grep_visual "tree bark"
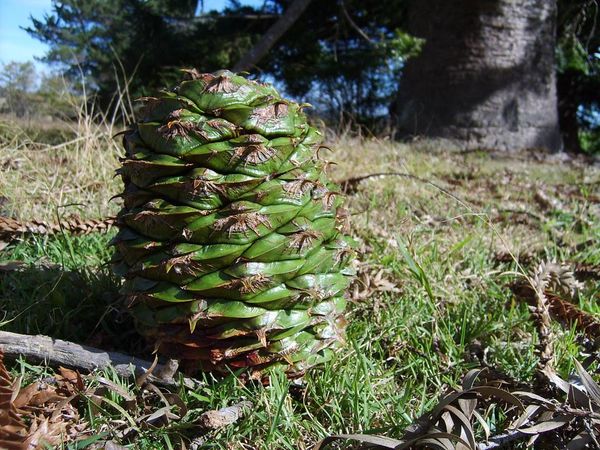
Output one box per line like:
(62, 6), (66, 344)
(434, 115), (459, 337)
(232, 0), (313, 72)
(394, 0), (563, 152)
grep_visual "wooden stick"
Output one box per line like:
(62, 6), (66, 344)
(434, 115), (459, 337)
(478, 429), (528, 449)
(0, 331), (198, 388)
(199, 401), (253, 429)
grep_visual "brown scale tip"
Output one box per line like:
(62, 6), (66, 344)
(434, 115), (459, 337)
(204, 75), (237, 94)
(226, 274), (272, 295)
(282, 179), (316, 198)
(180, 68), (209, 81)
(289, 230), (322, 252)
(249, 102), (289, 126)
(212, 212), (272, 237)
(229, 144), (276, 166)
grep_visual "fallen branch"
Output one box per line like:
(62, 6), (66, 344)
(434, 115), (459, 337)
(531, 266), (556, 378)
(478, 429), (528, 449)
(187, 401), (254, 448)
(574, 262), (600, 281)
(0, 331), (198, 388)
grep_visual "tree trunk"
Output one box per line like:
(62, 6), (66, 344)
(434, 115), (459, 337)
(394, 0), (563, 152)
(233, 0), (313, 73)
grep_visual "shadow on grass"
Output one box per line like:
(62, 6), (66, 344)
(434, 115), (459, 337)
(0, 264), (147, 358)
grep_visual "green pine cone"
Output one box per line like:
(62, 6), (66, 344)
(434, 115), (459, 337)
(112, 70), (355, 378)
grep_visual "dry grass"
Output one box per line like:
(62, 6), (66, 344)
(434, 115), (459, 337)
(332, 135), (599, 257)
(0, 111), (123, 222)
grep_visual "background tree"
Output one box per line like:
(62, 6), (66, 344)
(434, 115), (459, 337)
(26, 0), (418, 128)
(393, 0), (563, 152)
(26, 0), (263, 109)
(0, 62), (38, 117)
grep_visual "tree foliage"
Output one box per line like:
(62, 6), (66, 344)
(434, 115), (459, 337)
(261, 0), (421, 126)
(26, 0), (262, 109)
(0, 62), (38, 117)
(0, 62), (81, 119)
(26, 0), (418, 127)
(557, 0), (600, 153)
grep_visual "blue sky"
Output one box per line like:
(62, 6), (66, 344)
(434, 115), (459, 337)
(0, 0), (51, 66)
(0, 0), (263, 68)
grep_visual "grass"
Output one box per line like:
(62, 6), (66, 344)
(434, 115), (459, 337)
(0, 116), (599, 448)
(0, 113), (121, 221)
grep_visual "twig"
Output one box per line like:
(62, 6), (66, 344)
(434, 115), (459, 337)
(478, 429), (528, 449)
(336, 172), (465, 206)
(0, 331), (198, 388)
(512, 282), (600, 349)
(198, 401), (253, 429)
(532, 265), (558, 380)
(232, 0), (313, 71)
(339, 0), (374, 44)
(188, 401), (254, 448)
(495, 208), (544, 222)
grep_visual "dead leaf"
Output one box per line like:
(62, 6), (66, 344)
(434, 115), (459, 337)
(574, 360), (600, 406)
(23, 416), (64, 448)
(517, 414), (571, 434)
(13, 382), (40, 409)
(58, 367), (85, 392)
